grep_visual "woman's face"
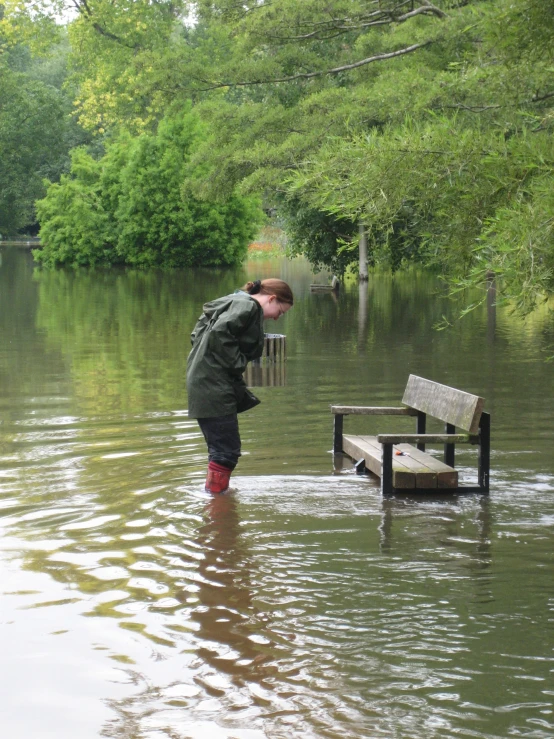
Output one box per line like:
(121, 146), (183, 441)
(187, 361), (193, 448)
(259, 294), (292, 321)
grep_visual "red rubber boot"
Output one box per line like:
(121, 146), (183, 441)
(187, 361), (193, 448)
(205, 461), (232, 494)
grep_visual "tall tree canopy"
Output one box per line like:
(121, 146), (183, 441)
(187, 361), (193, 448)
(189, 0), (553, 312)
(0, 18), (86, 235)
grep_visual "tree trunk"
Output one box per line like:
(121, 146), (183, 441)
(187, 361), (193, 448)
(358, 222), (368, 281)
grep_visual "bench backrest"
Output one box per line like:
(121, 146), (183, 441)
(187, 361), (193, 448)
(402, 375), (484, 434)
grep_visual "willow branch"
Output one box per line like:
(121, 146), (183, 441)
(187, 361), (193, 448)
(264, 3), (445, 42)
(531, 90), (554, 103)
(190, 41), (433, 91)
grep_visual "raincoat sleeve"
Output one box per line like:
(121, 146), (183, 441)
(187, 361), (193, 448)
(207, 302), (258, 377)
(190, 314), (207, 346)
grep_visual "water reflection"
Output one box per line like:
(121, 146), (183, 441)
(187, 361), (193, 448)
(1, 249), (554, 738)
(189, 493), (276, 690)
(378, 495), (493, 577)
(244, 362), (286, 387)
(358, 279), (368, 348)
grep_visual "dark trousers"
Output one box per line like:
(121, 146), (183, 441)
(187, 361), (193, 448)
(197, 414), (241, 470)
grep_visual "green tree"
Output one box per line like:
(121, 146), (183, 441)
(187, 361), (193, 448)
(0, 54), (67, 234)
(285, 0), (554, 310)
(6, 0), (554, 313)
(188, 0), (554, 311)
(0, 22), (90, 236)
(35, 147), (118, 266)
(277, 194), (358, 275)
(115, 113), (261, 267)
(36, 108), (263, 267)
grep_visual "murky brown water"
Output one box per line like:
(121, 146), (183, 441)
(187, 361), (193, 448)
(1, 246), (553, 738)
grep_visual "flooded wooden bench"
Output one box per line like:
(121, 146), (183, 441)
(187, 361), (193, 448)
(332, 375), (490, 495)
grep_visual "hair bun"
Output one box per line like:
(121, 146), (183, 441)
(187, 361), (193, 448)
(248, 279), (262, 295)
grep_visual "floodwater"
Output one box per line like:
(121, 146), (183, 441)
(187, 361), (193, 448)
(1, 246), (553, 739)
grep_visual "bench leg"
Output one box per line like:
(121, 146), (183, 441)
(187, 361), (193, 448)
(333, 453), (347, 474)
(381, 443), (393, 495)
(416, 411), (426, 451)
(333, 414), (344, 454)
(444, 423), (455, 467)
(478, 412), (491, 493)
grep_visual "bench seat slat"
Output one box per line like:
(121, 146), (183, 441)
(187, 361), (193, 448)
(377, 433), (476, 444)
(343, 434), (458, 489)
(331, 406), (418, 416)
(343, 435), (414, 488)
(395, 444), (458, 489)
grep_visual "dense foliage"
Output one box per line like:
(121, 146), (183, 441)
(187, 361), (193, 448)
(283, 0), (554, 311)
(187, 0), (554, 310)
(277, 194), (359, 275)
(36, 110), (262, 267)
(0, 31), (87, 235)
(2, 0), (554, 314)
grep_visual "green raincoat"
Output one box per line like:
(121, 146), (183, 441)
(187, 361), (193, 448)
(186, 291), (265, 419)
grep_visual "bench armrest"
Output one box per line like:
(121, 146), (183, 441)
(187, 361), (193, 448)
(331, 406), (418, 416)
(377, 433), (479, 444)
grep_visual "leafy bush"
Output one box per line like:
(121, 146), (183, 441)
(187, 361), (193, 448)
(36, 109), (263, 268)
(277, 193), (358, 275)
(35, 149), (117, 266)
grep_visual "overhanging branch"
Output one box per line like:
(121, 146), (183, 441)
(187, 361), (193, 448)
(531, 90), (554, 103)
(264, 2), (446, 42)
(72, 0), (141, 49)
(191, 41), (433, 92)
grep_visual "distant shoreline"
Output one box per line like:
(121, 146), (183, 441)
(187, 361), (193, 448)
(0, 241), (40, 249)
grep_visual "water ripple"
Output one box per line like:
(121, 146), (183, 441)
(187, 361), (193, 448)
(1, 412), (553, 738)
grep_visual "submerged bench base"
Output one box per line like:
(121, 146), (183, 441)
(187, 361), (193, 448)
(332, 375), (490, 495)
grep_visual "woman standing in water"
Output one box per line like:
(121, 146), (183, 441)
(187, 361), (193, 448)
(187, 278), (293, 494)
